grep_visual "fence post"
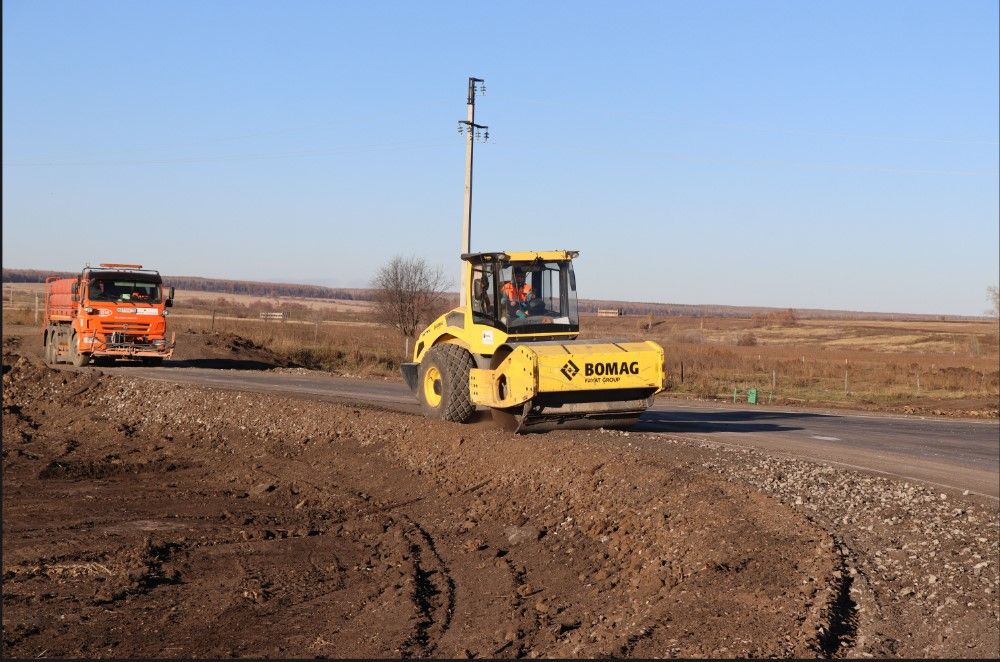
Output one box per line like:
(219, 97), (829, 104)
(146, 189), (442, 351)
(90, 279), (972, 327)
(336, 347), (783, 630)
(314, 321), (319, 342)
(404, 336), (409, 359)
(211, 310), (216, 331)
(772, 369), (776, 389)
(680, 361), (684, 384)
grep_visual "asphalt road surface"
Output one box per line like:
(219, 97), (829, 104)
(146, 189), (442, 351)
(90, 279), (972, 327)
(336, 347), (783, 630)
(92, 362), (1000, 500)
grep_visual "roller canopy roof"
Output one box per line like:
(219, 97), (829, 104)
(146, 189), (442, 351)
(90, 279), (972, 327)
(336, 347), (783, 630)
(461, 250), (579, 262)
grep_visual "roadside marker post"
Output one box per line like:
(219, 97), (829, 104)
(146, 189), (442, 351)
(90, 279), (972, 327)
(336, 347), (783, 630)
(732, 387), (773, 405)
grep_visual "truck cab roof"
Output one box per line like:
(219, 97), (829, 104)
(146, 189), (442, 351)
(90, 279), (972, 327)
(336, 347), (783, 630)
(82, 266), (162, 283)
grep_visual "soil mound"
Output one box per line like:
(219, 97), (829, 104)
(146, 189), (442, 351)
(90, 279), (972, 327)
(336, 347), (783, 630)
(1, 345), (842, 657)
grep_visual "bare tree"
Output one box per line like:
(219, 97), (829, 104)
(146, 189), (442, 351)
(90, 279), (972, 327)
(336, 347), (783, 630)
(371, 256), (450, 346)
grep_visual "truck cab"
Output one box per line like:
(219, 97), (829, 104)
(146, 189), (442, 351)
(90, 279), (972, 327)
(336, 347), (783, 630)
(44, 263), (176, 366)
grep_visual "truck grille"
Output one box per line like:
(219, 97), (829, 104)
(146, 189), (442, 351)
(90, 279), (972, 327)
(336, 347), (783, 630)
(100, 322), (152, 333)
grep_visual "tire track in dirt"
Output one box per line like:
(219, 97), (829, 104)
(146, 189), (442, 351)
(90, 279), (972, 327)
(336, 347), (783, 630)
(397, 517), (455, 657)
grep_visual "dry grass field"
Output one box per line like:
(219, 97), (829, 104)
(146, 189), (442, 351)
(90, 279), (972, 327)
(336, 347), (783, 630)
(4, 283), (997, 416)
(582, 315), (999, 416)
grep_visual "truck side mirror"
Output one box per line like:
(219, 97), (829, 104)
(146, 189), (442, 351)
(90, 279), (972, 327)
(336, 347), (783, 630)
(164, 286), (175, 307)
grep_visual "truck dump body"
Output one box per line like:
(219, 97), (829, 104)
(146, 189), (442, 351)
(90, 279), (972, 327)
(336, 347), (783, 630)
(45, 278), (78, 318)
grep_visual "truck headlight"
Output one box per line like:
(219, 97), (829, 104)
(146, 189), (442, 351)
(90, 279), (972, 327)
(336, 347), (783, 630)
(152, 339), (166, 347)
(84, 307), (95, 314)
(82, 336), (96, 344)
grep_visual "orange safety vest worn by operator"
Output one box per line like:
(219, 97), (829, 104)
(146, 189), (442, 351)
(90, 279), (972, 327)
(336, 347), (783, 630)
(502, 280), (532, 302)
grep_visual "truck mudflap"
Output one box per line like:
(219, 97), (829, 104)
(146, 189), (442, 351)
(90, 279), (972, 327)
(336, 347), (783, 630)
(86, 331), (176, 359)
(469, 340), (666, 433)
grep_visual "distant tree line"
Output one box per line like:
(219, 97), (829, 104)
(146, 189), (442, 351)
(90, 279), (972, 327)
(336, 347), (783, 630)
(163, 276), (376, 301)
(1, 268), (375, 302)
(2, 268), (76, 283)
(2, 268), (988, 322)
(576, 299), (985, 322)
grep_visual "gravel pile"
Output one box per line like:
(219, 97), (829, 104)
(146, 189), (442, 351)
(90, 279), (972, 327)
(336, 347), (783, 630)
(625, 430), (999, 657)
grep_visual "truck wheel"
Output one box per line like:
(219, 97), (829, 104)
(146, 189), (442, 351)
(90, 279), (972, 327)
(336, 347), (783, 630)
(417, 344), (476, 423)
(44, 334), (55, 365)
(52, 329), (66, 364)
(69, 335), (90, 367)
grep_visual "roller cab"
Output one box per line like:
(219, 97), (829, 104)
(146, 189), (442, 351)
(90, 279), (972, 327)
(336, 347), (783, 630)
(403, 250), (667, 433)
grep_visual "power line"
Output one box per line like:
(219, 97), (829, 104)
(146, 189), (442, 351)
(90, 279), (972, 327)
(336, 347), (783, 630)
(514, 98), (1000, 147)
(2, 140), (455, 167)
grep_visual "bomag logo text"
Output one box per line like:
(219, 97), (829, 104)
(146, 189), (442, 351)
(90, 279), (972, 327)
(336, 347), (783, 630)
(584, 361), (640, 377)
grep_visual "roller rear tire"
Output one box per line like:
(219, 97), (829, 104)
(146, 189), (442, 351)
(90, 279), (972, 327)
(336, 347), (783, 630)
(417, 344), (476, 423)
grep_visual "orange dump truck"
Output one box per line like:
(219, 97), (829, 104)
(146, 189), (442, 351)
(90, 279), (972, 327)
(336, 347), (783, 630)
(43, 263), (176, 367)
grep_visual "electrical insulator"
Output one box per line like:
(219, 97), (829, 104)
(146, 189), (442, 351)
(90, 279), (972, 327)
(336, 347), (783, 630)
(484, 130), (489, 142)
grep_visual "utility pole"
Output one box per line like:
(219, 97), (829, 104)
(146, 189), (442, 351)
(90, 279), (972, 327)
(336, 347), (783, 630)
(458, 76), (488, 306)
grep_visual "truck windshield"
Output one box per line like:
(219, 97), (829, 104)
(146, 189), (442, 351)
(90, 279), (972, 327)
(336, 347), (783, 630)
(498, 261), (579, 333)
(88, 279), (162, 304)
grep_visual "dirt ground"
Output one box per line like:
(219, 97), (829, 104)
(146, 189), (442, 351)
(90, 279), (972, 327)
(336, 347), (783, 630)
(2, 332), (998, 658)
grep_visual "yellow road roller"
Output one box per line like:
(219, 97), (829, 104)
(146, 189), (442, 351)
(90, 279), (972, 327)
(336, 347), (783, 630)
(401, 250), (666, 432)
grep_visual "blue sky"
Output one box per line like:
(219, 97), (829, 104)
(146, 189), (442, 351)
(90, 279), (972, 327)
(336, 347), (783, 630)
(3, 0), (998, 315)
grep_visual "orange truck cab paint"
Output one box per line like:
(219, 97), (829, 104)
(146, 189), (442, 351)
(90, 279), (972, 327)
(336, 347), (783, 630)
(43, 263), (176, 367)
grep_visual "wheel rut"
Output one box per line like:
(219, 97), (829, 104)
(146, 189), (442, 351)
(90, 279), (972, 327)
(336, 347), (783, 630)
(398, 516), (455, 658)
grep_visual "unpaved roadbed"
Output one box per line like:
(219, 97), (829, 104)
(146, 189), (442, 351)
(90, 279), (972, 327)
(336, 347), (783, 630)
(2, 342), (997, 657)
